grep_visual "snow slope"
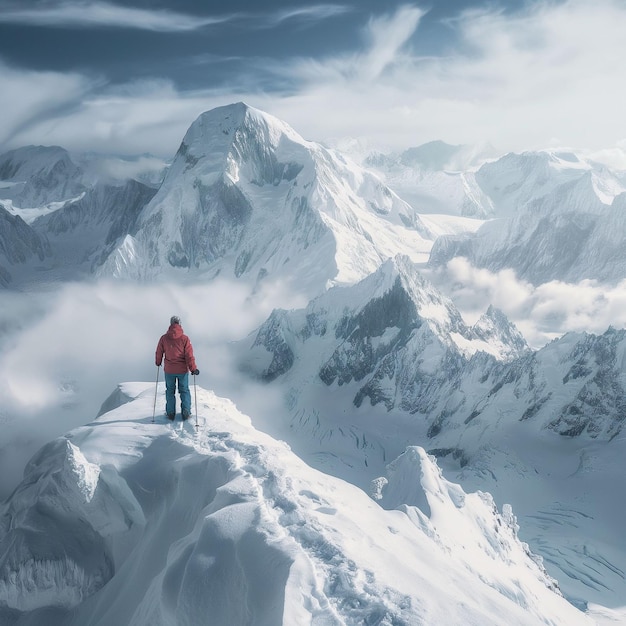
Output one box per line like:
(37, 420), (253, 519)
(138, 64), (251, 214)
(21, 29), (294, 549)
(31, 180), (157, 277)
(0, 145), (87, 211)
(0, 203), (49, 288)
(0, 382), (592, 626)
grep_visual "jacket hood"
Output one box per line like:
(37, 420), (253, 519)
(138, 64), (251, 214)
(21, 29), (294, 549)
(166, 323), (184, 339)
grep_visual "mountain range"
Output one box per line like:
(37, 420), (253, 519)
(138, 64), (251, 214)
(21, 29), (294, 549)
(1, 102), (625, 624)
(3, 104), (626, 291)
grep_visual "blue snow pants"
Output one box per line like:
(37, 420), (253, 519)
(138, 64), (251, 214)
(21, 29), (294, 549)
(165, 372), (191, 416)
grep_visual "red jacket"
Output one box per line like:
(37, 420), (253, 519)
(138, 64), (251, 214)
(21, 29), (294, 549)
(155, 323), (198, 374)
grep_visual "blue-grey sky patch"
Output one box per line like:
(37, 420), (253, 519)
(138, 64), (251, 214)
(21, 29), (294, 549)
(0, 0), (625, 159)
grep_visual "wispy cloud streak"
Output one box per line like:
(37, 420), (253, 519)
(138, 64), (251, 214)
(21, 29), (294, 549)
(357, 5), (426, 81)
(1, 1), (626, 158)
(0, 1), (233, 32)
(266, 4), (351, 26)
(0, 1), (350, 32)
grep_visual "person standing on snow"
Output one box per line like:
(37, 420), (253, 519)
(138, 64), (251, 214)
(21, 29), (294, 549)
(155, 315), (200, 421)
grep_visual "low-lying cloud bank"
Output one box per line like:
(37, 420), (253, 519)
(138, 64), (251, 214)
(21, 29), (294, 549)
(0, 278), (301, 499)
(427, 257), (626, 348)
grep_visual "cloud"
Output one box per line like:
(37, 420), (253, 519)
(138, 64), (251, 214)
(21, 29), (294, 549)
(0, 1), (350, 33)
(0, 61), (98, 147)
(0, 1), (232, 32)
(357, 5), (426, 81)
(267, 0), (626, 153)
(427, 257), (626, 348)
(0, 77), (221, 156)
(0, 277), (304, 499)
(266, 4), (352, 27)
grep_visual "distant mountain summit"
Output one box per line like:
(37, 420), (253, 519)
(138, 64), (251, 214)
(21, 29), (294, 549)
(0, 145), (87, 209)
(100, 103), (433, 297)
(5, 106), (625, 291)
(429, 150), (626, 284)
(0, 146), (160, 287)
(362, 140), (498, 218)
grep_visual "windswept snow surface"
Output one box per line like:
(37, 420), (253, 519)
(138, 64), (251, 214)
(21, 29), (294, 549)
(0, 383), (592, 626)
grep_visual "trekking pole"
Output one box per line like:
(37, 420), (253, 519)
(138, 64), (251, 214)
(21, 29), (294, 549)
(193, 372), (198, 430)
(152, 365), (160, 423)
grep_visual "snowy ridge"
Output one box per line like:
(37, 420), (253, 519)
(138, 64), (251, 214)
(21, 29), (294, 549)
(373, 447), (561, 601)
(242, 254), (528, 404)
(237, 259), (626, 613)
(0, 382), (591, 625)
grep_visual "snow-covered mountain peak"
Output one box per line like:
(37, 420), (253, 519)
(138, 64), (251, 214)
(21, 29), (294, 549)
(242, 254), (528, 426)
(0, 382), (592, 625)
(0, 145), (74, 180)
(471, 305), (530, 359)
(100, 104), (433, 296)
(183, 102), (305, 155)
(330, 254), (457, 322)
(175, 101), (310, 187)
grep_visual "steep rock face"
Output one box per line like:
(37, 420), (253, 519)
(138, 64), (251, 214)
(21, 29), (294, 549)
(416, 326), (626, 449)
(546, 328), (626, 438)
(101, 103), (433, 296)
(32, 179), (157, 270)
(0, 146), (87, 208)
(472, 305), (530, 359)
(0, 204), (49, 287)
(242, 255), (625, 465)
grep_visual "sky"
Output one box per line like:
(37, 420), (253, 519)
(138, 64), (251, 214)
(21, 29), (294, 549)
(1, 0), (625, 159)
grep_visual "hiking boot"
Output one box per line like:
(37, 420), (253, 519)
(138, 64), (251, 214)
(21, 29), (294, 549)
(167, 413), (175, 421)
(182, 411), (190, 421)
